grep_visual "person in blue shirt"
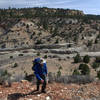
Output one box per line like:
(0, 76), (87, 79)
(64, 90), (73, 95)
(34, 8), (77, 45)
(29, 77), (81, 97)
(32, 58), (48, 93)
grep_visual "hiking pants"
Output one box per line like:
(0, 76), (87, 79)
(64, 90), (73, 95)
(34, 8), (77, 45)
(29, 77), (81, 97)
(36, 75), (47, 91)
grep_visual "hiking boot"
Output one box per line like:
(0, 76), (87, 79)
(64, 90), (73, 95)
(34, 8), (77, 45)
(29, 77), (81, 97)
(36, 89), (39, 91)
(41, 90), (46, 93)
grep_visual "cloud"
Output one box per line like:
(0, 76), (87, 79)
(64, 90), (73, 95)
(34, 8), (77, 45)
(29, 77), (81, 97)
(9, 0), (75, 7)
(0, 0), (74, 9)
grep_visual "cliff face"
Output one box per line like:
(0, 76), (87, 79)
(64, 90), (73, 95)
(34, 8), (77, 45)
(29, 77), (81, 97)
(0, 80), (100, 100)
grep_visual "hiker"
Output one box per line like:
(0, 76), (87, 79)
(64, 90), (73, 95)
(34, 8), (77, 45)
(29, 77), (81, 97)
(32, 58), (48, 93)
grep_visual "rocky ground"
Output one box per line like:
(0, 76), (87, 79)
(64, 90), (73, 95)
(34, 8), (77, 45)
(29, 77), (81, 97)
(0, 80), (100, 100)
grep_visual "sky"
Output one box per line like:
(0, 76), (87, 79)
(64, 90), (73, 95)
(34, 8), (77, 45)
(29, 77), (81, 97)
(0, 0), (100, 15)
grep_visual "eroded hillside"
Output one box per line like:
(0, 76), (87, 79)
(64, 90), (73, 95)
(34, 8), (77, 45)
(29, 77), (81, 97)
(0, 8), (100, 51)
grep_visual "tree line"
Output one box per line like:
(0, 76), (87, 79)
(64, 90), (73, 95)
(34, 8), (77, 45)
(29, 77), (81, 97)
(0, 7), (100, 21)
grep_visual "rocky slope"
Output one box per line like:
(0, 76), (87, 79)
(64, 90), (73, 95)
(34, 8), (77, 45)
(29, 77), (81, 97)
(0, 80), (100, 100)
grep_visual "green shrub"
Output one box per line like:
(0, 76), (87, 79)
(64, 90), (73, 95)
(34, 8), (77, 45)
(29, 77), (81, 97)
(0, 69), (11, 84)
(59, 66), (63, 70)
(0, 70), (8, 76)
(97, 33), (100, 39)
(35, 40), (42, 44)
(38, 32), (42, 36)
(10, 56), (13, 59)
(52, 26), (58, 37)
(87, 40), (93, 47)
(73, 69), (80, 75)
(83, 55), (90, 63)
(58, 58), (61, 61)
(97, 71), (100, 79)
(68, 44), (71, 48)
(44, 55), (48, 59)
(57, 66), (62, 77)
(96, 57), (100, 63)
(95, 39), (98, 44)
(92, 62), (100, 69)
(18, 54), (23, 56)
(24, 71), (28, 79)
(42, 18), (48, 30)
(13, 63), (18, 68)
(26, 24), (29, 28)
(74, 53), (82, 63)
(30, 35), (33, 39)
(79, 64), (90, 75)
(55, 38), (59, 44)
(57, 70), (61, 77)
(1, 44), (6, 48)
(37, 52), (40, 56)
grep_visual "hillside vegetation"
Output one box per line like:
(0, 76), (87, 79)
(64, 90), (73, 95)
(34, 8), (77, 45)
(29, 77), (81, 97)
(0, 7), (100, 50)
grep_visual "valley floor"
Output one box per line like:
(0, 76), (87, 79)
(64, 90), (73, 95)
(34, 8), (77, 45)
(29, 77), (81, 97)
(0, 49), (99, 77)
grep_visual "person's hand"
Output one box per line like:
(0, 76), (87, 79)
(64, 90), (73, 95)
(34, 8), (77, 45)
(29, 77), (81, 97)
(41, 80), (44, 83)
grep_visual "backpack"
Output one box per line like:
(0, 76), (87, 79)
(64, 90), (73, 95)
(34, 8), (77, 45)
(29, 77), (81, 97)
(32, 58), (41, 71)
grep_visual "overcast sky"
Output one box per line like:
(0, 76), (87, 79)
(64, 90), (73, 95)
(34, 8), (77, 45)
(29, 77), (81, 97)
(0, 0), (100, 15)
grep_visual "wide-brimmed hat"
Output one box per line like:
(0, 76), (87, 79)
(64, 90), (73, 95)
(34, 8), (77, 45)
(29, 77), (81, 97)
(40, 58), (46, 64)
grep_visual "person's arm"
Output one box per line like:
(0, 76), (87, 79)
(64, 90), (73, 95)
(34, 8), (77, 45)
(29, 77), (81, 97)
(34, 71), (44, 83)
(34, 72), (42, 80)
(44, 63), (48, 75)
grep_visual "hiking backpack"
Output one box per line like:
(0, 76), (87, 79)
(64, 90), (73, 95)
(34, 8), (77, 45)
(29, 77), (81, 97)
(32, 58), (41, 71)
